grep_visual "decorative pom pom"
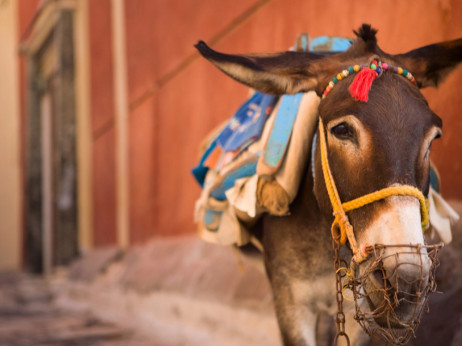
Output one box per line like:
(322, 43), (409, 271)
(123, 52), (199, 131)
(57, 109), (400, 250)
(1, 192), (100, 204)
(348, 67), (378, 102)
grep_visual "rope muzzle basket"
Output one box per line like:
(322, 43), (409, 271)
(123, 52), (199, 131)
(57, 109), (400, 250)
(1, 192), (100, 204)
(341, 243), (442, 345)
(318, 117), (443, 345)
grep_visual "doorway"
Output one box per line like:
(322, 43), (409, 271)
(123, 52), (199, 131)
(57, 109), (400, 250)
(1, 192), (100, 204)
(23, 8), (78, 273)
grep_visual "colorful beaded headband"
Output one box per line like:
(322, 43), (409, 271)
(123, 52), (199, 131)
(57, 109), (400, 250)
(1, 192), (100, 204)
(322, 57), (417, 102)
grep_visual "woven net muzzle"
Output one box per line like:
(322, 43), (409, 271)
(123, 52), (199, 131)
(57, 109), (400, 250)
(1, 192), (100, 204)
(343, 243), (442, 345)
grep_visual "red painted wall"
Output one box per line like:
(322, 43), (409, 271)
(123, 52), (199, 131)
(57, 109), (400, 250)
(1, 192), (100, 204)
(125, 0), (462, 241)
(89, 0), (117, 246)
(124, 0), (262, 241)
(18, 0), (42, 38)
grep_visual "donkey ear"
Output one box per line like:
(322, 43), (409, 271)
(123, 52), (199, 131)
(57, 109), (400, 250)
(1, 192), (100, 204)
(395, 38), (462, 88)
(195, 41), (329, 95)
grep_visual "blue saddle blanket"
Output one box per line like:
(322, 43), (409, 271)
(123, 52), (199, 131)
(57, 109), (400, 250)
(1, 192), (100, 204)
(191, 92), (278, 187)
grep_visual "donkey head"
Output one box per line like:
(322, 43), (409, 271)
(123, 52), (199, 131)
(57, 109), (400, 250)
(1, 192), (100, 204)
(196, 24), (462, 338)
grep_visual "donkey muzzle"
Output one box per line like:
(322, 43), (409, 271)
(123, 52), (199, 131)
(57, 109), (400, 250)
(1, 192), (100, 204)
(351, 243), (442, 345)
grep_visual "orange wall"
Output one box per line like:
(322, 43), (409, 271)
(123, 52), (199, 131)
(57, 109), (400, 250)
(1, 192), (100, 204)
(125, 0), (462, 240)
(17, 0), (42, 37)
(124, 0), (262, 241)
(89, 0), (117, 246)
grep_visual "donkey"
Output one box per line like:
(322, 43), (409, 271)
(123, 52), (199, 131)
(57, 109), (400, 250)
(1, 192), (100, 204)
(195, 25), (462, 345)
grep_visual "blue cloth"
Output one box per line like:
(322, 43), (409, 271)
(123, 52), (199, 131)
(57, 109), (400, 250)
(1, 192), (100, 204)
(261, 93), (304, 170)
(430, 166), (440, 193)
(309, 36), (353, 53)
(191, 140), (217, 186)
(210, 155), (260, 201)
(216, 92), (278, 151)
(192, 92), (277, 187)
(204, 209), (223, 232)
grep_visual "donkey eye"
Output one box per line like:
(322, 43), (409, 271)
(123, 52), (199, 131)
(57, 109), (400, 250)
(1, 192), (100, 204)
(331, 122), (354, 139)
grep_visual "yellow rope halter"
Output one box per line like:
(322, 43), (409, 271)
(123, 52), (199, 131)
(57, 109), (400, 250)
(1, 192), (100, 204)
(318, 117), (430, 264)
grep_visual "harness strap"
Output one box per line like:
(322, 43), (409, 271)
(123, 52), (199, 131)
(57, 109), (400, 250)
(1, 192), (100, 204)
(318, 118), (359, 256)
(343, 185), (429, 228)
(318, 117), (430, 264)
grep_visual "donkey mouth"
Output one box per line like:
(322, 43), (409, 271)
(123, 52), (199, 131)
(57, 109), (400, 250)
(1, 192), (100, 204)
(363, 265), (429, 328)
(364, 287), (426, 329)
(350, 244), (442, 344)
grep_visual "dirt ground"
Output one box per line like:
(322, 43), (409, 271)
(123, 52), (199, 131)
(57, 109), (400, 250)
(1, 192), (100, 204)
(1, 201), (461, 346)
(0, 271), (155, 346)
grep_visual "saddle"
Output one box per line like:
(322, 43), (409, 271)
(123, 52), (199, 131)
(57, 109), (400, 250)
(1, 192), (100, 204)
(192, 34), (458, 248)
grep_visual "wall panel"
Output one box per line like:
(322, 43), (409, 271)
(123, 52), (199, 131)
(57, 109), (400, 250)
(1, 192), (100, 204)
(89, 0), (115, 135)
(129, 95), (157, 243)
(92, 129), (117, 246)
(89, 0), (117, 245)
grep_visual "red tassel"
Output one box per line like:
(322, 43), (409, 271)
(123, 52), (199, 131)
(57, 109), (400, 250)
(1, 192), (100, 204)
(348, 68), (378, 102)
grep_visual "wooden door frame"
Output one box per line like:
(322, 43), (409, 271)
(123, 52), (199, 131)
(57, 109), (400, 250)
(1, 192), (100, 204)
(21, 1), (78, 273)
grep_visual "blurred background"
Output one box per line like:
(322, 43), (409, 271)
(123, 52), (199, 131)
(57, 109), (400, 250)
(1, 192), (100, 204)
(0, 0), (462, 344)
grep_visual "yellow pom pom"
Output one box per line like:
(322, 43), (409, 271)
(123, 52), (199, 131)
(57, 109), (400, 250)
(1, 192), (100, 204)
(353, 65), (360, 72)
(397, 67), (403, 75)
(337, 73), (343, 80)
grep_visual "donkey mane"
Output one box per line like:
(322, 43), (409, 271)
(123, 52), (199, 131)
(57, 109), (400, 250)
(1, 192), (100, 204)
(344, 24), (387, 64)
(354, 24), (378, 46)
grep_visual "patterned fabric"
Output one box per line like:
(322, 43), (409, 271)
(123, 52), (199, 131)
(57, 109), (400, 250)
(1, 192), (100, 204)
(192, 92), (278, 187)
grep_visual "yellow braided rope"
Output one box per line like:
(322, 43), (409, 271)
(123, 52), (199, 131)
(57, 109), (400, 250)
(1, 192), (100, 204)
(342, 186), (429, 229)
(318, 118), (356, 249)
(317, 117), (430, 263)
